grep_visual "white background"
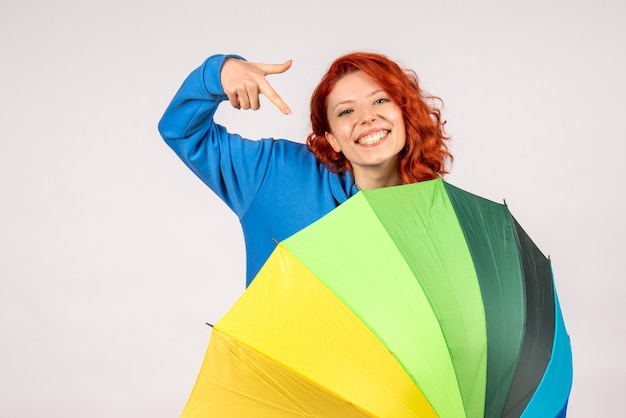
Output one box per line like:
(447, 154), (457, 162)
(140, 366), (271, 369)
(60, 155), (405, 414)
(1, 0), (624, 416)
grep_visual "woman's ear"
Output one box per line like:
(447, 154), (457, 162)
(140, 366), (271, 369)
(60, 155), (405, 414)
(325, 132), (342, 153)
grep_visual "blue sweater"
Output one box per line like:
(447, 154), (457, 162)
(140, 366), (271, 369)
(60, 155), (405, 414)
(158, 54), (359, 286)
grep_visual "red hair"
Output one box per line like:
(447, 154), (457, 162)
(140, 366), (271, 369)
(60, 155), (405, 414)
(306, 52), (452, 183)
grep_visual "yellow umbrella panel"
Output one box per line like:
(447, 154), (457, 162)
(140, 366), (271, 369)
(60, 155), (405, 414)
(182, 246), (438, 417)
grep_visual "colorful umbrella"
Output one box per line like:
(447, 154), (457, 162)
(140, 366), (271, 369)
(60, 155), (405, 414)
(181, 178), (573, 417)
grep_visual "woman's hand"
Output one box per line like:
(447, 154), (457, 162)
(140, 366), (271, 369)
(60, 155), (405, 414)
(220, 58), (292, 115)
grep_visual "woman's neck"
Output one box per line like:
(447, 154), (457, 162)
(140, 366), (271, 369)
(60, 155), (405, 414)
(353, 170), (402, 190)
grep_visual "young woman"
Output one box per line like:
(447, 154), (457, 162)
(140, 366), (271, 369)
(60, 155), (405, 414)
(158, 52), (451, 286)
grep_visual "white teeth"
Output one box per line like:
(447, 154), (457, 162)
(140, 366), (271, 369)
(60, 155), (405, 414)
(357, 130), (387, 145)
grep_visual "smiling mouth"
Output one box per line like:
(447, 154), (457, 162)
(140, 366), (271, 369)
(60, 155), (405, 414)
(357, 130), (388, 145)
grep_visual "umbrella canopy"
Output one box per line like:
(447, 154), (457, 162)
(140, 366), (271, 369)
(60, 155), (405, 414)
(181, 178), (573, 417)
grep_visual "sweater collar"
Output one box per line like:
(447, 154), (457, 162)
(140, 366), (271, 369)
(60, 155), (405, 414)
(329, 170), (360, 205)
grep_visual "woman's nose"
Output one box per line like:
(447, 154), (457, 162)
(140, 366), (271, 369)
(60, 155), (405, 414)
(360, 108), (376, 124)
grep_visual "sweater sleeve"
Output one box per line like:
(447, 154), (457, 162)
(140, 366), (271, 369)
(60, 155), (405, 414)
(157, 54), (276, 218)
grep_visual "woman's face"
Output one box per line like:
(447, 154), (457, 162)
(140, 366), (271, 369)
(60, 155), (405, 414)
(325, 70), (406, 186)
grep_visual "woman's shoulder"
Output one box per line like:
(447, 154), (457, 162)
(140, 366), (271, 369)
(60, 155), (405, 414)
(260, 138), (315, 159)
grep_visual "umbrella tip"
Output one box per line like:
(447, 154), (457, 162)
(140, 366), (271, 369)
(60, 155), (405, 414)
(205, 322), (214, 328)
(503, 198), (508, 206)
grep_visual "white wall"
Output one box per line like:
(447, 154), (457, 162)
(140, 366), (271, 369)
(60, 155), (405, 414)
(1, 0), (623, 416)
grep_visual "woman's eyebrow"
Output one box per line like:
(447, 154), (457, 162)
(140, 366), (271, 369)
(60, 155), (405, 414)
(331, 89), (386, 110)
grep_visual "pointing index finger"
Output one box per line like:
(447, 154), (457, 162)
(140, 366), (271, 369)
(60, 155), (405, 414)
(260, 82), (292, 115)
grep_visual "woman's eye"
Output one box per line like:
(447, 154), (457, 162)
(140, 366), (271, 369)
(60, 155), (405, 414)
(338, 109), (353, 117)
(374, 97), (390, 105)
